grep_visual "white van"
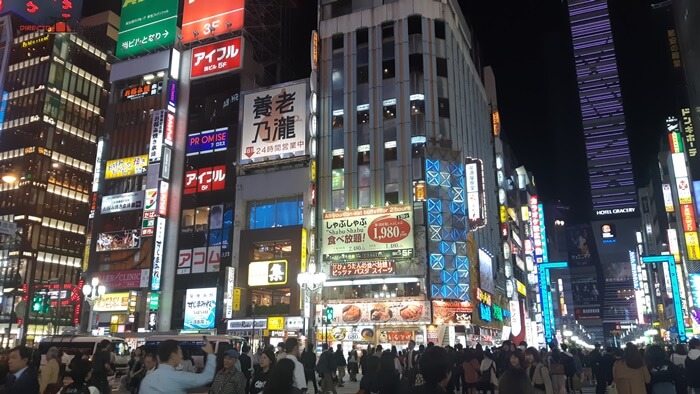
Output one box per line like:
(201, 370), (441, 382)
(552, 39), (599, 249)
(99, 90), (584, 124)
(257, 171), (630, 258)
(143, 335), (247, 371)
(38, 335), (131, 372)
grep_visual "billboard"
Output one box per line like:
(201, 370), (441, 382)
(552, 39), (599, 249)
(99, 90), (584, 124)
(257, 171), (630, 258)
(181, 0), (244, 44)
(101, 191), (144, 214)
(677, 177), (692, 205)
(187, 129), (228, 156)
(116, 0), (179, 59)
(663, 183), (675, 212)
(149, 110), (166, 162)
(240, 81), (307, 163)
(93, 292), (129, 312)
(322, 301), (431, 326)
(95, 230), (140, 252)
(105, 155), (148, 179)
(184, 288), (217, 330)
(682, 204), (697, 232)
(465, 158), (485, 229)
(248, 260), (288, 286)
(184, 166), (226, 194)
(191, 37), (243, 79)
(571, 277), (601, 319)
(329, 261), (395, 278)
(566, 225), (595, 267)
(151, 217), (166, 291)
(685, 232), (700, 261)
(432, 300), (473, 325)
(478, 249), (494, 294)
(92, 269), (150, 290)
(321, 206), (414, 258)
(142, 189), (157, 237)
(177, 247), (221, 274)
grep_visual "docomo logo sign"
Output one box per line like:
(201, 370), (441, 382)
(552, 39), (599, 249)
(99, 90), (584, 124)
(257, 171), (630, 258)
(191, 37), (243, 79)
(184, 166), (226, 194)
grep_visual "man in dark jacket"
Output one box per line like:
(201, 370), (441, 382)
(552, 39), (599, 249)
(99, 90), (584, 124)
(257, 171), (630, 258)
(239, 345), (253, 393)
(596, 347), (616, 394)
(2, 345), (39, 394)
(301, 344), (319, 394)
(686, 338), (700, 389)
(334, 344), (347, 387)
(316, 344), (337, 394)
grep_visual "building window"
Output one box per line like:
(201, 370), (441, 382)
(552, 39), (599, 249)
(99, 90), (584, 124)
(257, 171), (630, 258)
(247, 197), (303, 229)
(408, 15), (422, 35)
(435, 20), (446, 40)
(436, 58), (448, 78)
(438, 98), (450, 118)
(249, 240), (293, 316)
(332, 110), (344, 150)
(358, 151), (371, 207)
(332, 155), (345, 210)
(382, 22), (394, 40)
(385, 148), (399, 204)
(382, 60), (395, 80)
(357, 65), (369, 84)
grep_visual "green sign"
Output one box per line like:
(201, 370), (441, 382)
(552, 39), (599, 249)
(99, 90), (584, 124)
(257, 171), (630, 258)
(116, 0), (179, 59)
(148, 292), (159, 310)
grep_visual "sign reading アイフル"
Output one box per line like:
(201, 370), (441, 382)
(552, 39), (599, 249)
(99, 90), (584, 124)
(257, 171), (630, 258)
(116, 0), (179, 59)
(191, 37), (243, 79)
(322, 206), (414, 259)
(181, 0), (245, 44)
(240, 81), (307, 164)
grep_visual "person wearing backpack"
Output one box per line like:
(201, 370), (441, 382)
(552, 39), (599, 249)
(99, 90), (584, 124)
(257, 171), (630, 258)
(316, 344), (337, 394)
(526, 347), (553, 394)
(462, 349), (480, 394)
(560, 344), (577, 393)
(686, 338), (700, 392)
(479, 350), (498, 394)
(547, 344), (567, 394)
(646, 344), (679, 394)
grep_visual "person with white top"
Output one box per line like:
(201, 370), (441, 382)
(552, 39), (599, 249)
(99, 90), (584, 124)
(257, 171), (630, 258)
(284, 337), (307, 393)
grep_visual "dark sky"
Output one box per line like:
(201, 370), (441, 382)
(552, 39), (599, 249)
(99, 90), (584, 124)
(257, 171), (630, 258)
(83, 1), (673, 224)
(460, 0), (673, 223)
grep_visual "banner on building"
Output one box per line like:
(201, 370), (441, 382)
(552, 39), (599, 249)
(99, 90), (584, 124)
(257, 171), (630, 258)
(177, 247), (221, 275)
(116, 0), (179, 58)
(184, 166), (226, 194)
(322, 301), (431, 326)
(95, 230), (140, 252)
(321, 206), (414, 258)
(432, 300), (473, 325)
(184, 287), (217, 330)
(101, 191), (144, 214)
(191, 37), (243, 79)
(187, 129), (228, 156)
(181, 0), (244, 44)
(240, 81), (307, 163)
(92, 269), (150, 290)
(105, 155), (148, 179)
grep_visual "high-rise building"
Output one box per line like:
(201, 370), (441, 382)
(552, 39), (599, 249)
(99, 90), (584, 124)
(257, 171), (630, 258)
(0, 12), (111, 344)
(316, 0), (502, 347)
(566, 0), (641, 340)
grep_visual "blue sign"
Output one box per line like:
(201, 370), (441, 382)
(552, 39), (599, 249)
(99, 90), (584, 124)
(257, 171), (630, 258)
(539, 261), (568, 342)
(167, 80), (177, 112)
(479, 302), (492, 322)
(184, 288), (217, 330)
(642, 256), (687, 342)
(187, 128), (228, 156)
(694, 181), (700, 215)
(690, 273), (700, 307)
(538, 204), (549, 262)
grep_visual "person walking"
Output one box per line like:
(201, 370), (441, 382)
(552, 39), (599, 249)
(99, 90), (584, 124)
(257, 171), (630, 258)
(57, 358), (99, 394)
(347, 349), (359, 382)
(526, 347), (553, 394)
(250, 349), (275, 394)
(300, 344), (318, 394)
(209, 349), (247, 394)
(479, 349), (498, 394)
(461, 349), (480, 394)
(686, 338), (700, 392)
(404, 346), (453, 394)
(316, 344), (336, 394)
(498, 368), (534, 394)
(333, 345), (346, 387)
(239, 346), (253, 394)
(284, 338), (307, 393)
(612, 343), (650, 394)
(404, 340), (417, 386)
(139, 339), (216, 394)
(646, 344), (679, 394)
(262, 358), (303, 394)
(359, 356), (379, 394)
(91, 340), (114, 394)
(547, 345), (567, 394)
(40, 347), (61, 394)
(3, 346), (40, 394)
(369, 351), (401, 394)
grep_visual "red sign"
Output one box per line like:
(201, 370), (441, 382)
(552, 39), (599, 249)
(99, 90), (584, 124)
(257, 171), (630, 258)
(384, 331), (413, 342)
(158, 182), (169, 216)
(476, 288), (492, 306)
(191, 37), (243, 79)
(181, 0), (245, 44)
(432, 301), (473, 325)
(330, 261), (395, 277)
(184, 166), (226, 194)
(682, 204), (697, 232)
(92, 270), (146, 290)
(164, 112), (175, 145)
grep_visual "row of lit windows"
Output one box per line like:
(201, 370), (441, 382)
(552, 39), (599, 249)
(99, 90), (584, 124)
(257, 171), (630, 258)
(37, 251), (81, 267)
(46, 183), (89, 203)
(41, 216), (85, 235)
(8, 55), (49, 73)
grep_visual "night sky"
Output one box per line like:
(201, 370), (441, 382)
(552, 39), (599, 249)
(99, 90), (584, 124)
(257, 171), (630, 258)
(83, 1), (673, 224)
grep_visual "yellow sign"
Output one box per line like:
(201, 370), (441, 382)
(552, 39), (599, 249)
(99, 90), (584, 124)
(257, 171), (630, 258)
(311, 30), (319, 70)
(499, 206), (507, 223)
(520, 206), (529, 221)
(268, 316), (285, 331)
(232, 288), (241, 311)
(492, 110), (500, 136)
(301, 228), (307, 272)
(93, 292), (130, 312)
(310, 160), (317, 182)
(516, 280), (527, 297)
(685, 231), (700, 260)
(105, 155), (148, 179)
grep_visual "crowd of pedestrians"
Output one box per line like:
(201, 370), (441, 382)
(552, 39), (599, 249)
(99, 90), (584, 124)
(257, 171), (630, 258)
(5, 337), (700, 394)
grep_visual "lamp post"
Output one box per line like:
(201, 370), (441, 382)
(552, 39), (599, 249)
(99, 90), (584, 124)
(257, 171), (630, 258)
(297, 262), (327, 344)
(82, 277), (105, 334)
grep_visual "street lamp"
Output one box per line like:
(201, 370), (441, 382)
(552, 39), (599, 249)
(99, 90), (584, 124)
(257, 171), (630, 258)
(297, 262), (327, 342)
(82, 277), (105, 333)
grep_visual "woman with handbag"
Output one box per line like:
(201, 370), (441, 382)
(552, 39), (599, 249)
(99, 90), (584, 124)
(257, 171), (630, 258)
(526, 347), (553, 394)
(612, 343), (650, 394)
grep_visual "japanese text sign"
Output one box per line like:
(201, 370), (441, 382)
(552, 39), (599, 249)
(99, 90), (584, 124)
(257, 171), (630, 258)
(101, 191), (144, 214)
(177, 247), (221, 275)
(476, 288), (492, 306)
(432, 300), (473, 325)
(187, 128), (228, 156)
(93, 292), (129, 312)
(322, 206), (414, 258)
(330, 261), (395, 278)
(184, 287), (217, 330)
(240, 81), (307, 163)
(184, 165), (226, 194)
(248, 260), (287, 286)
(105, 155), (148, 179)
(322, 301), (431, 326)
(116, 0), (178, 59)
(191, 37), (243, 79)
(181, 0), (244, 44)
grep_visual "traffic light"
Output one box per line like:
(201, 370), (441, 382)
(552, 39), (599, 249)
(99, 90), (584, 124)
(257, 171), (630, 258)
(324, 307), (334, 324)
(31, 294), (42, 313)
(41, 294), (50, 313)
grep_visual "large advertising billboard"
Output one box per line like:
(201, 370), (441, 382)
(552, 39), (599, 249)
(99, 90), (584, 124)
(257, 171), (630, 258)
(184, 166), (226, 194)
(187, 129), (228, 156)
(96, 230), (140, 252)
(191, 37), (243, 79)
(322, 301), (431, 326)
(184, 288), (217, 330)
(116, 0), (179, 59)
(321, 206), (414, 258)
(240, 81), (307, 163)
(181, 0), (245, 44)
(105, 155), (148, 179)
